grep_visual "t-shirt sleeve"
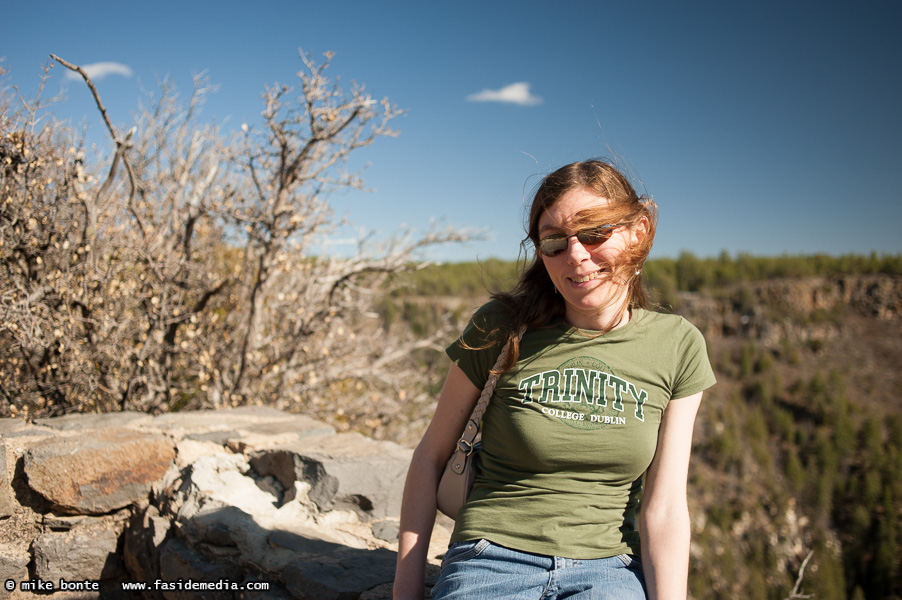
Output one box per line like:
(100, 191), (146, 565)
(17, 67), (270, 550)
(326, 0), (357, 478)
(671, 317), (717, 399)
(445, 302), (507, 389)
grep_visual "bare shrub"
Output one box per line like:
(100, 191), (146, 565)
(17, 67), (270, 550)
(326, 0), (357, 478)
(1, 52), (469, 423)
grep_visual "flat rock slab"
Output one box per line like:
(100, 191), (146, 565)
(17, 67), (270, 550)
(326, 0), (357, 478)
(149, 407), (334, 446)
(226, 417), (336, 450)
(0, 418), (32, 436)
(283, 547), (398, 600)
(250, 433), (412, 520)
(0, 550), (30, 597)
(159, 537), (242, 600)
(24, 429), (176, 514)
(33, 411), (154, 431)
(32, 526), (123, 581)
(0, 444), (14, 518)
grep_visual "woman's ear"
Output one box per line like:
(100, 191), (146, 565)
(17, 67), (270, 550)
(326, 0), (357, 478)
(630, 216), (649, 245)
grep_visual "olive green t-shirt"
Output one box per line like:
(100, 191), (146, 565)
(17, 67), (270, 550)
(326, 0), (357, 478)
(445, 303), (716, 559)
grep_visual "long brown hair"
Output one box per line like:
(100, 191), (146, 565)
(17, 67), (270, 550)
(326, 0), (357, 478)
(477, 159), (658, 372)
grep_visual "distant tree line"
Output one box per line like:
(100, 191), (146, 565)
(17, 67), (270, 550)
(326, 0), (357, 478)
(396, 251), (902, 300)
(643, 250), (902, 300)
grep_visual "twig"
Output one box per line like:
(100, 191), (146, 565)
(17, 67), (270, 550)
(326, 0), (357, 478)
(49, 54), (145, 238)
(49, 54), (117, 138)
(785, 550), (815, 600)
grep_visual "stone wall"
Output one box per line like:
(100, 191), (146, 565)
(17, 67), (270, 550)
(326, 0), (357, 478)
(1, 407), (449, 599)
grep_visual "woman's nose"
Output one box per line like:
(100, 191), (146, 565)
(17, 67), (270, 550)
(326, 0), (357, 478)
(565, 235), (592, 265)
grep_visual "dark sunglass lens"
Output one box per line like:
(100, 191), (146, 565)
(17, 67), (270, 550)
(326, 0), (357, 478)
(577, 228), (611, 246)
(539, 236), (568, 256)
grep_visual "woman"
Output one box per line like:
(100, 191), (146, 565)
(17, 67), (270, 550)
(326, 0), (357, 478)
(394, 159), (716, 600)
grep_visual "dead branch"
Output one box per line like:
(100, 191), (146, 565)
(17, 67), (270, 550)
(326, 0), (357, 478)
(50, 54), (144, 237)
(784, 550), (815, 600)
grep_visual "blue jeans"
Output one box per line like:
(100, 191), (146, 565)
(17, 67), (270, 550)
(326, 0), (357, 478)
(431, 539), (647, 600)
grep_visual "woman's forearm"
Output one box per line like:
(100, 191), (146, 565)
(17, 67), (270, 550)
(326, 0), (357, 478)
(640, 502), (691, 600)
(640, 392), (703, 600)
(394, 363), (482, 599)
(393, 450), (443, 599)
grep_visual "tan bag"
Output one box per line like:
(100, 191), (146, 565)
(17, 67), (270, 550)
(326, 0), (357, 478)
(436, 333), (519, 520)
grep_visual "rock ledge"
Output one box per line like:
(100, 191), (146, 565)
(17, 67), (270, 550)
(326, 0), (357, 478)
(1, 407), (448, 599)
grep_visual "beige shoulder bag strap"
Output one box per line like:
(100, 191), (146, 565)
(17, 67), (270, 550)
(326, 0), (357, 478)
(446, 327), (523, 475)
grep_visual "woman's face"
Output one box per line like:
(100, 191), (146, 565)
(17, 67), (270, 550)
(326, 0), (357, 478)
(537, 187), (642, 330)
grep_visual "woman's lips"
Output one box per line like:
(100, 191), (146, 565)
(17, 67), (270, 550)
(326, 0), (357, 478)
(570, 270), (604, 284)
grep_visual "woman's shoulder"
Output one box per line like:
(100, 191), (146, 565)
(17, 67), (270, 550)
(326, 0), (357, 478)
(453, 300), (514, 348)
(634, 307), (705, 338)
(469, 299), (516, 329)
(634, 309), (714, 385)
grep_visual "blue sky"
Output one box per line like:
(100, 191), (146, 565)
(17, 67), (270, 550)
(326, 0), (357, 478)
(3, 0), (901, 262)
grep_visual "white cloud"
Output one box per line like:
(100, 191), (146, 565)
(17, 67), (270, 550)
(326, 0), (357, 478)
(466, 82), (542, 106)
(65, 62), (133, 81)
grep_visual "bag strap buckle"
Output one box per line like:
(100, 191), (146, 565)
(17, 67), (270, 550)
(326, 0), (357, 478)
(456, 438), (475, 456)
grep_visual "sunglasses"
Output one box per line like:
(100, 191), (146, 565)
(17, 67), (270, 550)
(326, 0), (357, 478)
(537, 223), (625, 257)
